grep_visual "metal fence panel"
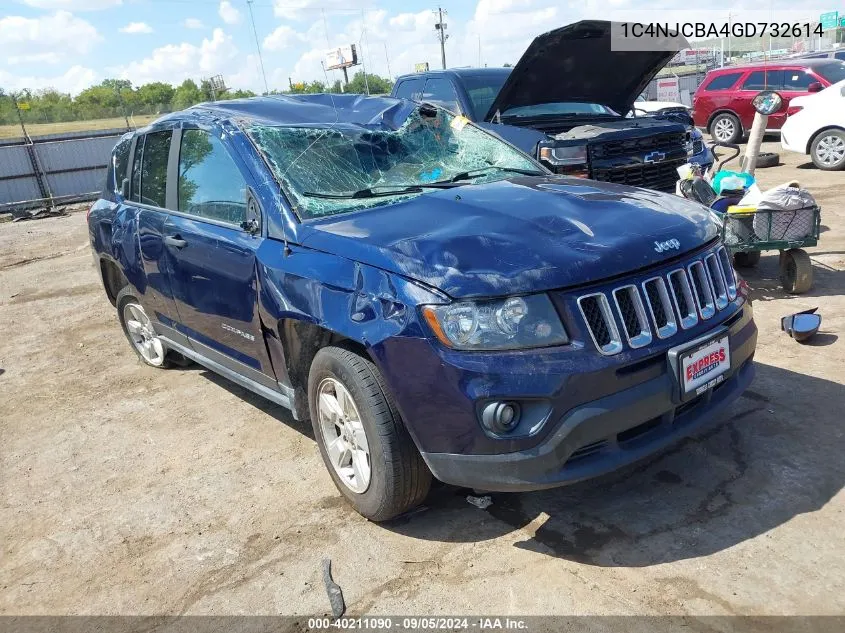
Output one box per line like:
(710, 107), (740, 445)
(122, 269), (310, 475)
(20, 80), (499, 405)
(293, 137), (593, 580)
(0, 128), (123, 211)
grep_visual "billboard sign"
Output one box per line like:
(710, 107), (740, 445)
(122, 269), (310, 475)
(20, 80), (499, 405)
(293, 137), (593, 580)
(414, 62), (430, 73)
(325, 44), (358, 70)
(820, 11), (838, 30)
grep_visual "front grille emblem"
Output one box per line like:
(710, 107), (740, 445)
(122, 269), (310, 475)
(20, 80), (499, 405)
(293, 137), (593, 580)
(644, 151), (666, 164)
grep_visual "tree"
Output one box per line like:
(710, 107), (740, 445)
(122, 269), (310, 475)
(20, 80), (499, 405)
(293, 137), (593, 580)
(345, 71), (393, 95)
(136, 82), (175, 109)
(172, 79), (203, 110)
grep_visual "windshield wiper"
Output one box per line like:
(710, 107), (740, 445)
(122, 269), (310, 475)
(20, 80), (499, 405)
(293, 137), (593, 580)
(302, 182), (460, 200)
(445, 165), (545, 183)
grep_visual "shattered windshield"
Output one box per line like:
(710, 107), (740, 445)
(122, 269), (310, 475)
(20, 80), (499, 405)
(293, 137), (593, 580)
(249, 106), (543, 219)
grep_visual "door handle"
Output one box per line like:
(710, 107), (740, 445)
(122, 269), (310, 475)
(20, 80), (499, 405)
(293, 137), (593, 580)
(164, 235), (187, 249)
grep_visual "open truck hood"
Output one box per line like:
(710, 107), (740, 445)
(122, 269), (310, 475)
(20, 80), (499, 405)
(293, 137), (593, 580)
(299, 177), (719, 299)
(485, 20), (689, 120)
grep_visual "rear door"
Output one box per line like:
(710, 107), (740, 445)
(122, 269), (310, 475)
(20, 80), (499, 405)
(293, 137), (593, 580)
(734, 69), (784, 128)
(162, 124), (276, 383)
(125, 128), (183, 339)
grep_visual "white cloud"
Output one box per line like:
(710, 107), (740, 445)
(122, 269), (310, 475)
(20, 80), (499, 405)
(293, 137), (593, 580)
(115, 28), (244, 87)
(184, 17), (205, 29)
(21, 0), (121, 9)
(119, 21), (153, 34)
(0, 11), (101, 65)
(218, 1), (242, 25)
(0, 65), (100, 96)
(273, 0), (371, 21)
(263, 25), (303, 51)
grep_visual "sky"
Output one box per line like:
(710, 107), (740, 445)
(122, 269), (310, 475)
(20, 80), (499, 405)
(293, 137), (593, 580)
(0, 0), (836, 96)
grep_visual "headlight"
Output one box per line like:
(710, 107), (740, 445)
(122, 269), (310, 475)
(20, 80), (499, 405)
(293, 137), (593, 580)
(538, 143), (587, 166)
(421, 294), (569, 350)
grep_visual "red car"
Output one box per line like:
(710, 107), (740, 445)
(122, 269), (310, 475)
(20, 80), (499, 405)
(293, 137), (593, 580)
(692, 59), (845, 143)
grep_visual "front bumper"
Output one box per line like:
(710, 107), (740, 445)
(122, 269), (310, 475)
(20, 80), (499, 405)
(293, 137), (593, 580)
(414, 305), (756, 492)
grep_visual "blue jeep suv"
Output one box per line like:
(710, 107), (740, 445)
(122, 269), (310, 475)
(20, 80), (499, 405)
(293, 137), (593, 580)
(88, 94), (757, 521)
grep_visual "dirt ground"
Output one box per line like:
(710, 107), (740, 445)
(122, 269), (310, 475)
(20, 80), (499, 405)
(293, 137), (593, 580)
(1, 140), (844, 617)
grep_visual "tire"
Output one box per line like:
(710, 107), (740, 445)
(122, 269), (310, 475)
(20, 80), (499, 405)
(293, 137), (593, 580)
(755, 151), (779, 168)
(779, 249), (813, 294)
(308, 345), (431, 521)
(810, 129), (845, 171)
(116, 287), (174, 368)
(709, 113), (742, 144)
(733, 250), (761, 268)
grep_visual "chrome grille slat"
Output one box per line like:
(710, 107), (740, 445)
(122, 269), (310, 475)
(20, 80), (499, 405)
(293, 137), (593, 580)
(717, 246), (737, 300)
(642, 276), (678, 339)
(668, 268), (698, 329)
(705, 253), (729, 310)
(612, 285), (652, 348)
(688, 260), (716, 319)
(577, 293), (623, 356)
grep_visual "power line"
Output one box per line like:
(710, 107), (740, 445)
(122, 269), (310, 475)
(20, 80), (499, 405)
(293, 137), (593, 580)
(246, 0), (270, 94)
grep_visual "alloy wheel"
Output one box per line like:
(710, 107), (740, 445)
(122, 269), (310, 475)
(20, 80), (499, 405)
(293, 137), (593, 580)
(713, 118), (735, 142)
(316, 377), (371, 494)
(816, 134), (845, 167)
(123, 303), (166, 366)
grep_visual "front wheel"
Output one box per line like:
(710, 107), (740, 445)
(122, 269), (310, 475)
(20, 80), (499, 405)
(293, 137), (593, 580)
(810, 130), (845, 171)
(308, 345), (431, 521)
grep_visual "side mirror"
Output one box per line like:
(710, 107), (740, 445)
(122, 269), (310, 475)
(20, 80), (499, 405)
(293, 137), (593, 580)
(120, 178), (130, 199)
(781, 307), (821, 343)
(808, 82), (823, 93)
(241, 192), (261, 236)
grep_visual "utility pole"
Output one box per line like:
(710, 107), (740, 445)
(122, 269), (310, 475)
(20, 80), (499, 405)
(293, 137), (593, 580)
(246, 0), (270, 94)
(434, 7), (448, 69)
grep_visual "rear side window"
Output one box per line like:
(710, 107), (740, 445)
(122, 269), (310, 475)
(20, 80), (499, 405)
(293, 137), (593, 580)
(783, 70), (815, 90)
(393, 78), (424, 101)
(422, 78), (460, 113)
(704, 72), (743, 91)
(177, 129), (247, 225)
(111, 137), (131, 195)
(741, 70), (784, 90)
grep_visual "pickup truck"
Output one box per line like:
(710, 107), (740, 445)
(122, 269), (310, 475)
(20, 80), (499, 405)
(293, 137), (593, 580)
(391, 20), (710, 192)
(89, 95), (757, 521)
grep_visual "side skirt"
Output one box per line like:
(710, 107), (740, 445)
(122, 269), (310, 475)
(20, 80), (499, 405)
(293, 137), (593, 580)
(160, 335), (297, 415)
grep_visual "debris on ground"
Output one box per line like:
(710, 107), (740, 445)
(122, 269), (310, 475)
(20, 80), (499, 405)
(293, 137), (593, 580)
(322, 558), (345, 618)
(466, 494), (493, 509)
(11, 207), (68, 222)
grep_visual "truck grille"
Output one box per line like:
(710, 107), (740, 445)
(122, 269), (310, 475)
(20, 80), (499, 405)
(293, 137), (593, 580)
(577, 246), (737, 355)
(592, 158), (686, 193)
(590, 132), (687, 158)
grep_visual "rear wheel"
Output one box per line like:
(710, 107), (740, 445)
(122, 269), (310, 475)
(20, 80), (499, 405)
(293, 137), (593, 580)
(116, 287), (172, 368)
(779, 249), (813, 294)
(810, 130), (845, 171)
(733, 250), (761, 268)
(308, 345), (431, 521)
(710, 113), (742, 144)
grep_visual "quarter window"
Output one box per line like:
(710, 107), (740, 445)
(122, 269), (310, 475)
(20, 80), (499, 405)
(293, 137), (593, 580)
(111, 137), (131, 195)
(177, 129), (247, 225)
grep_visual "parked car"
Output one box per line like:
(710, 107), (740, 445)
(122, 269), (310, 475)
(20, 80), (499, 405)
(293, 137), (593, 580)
(692, 59), (845, 143)
(89, 95), (757, 521)
(789, 49), (845, 62)
(632, 94), (688, 115)
(391, 20), (696, 193)
(781, 79), (845, 170)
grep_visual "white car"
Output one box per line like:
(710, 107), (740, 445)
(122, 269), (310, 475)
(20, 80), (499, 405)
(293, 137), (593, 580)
(631, 94), (689, 116)
(781, 79), (845, 170)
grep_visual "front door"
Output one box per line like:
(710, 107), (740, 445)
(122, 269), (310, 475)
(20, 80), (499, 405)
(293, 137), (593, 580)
(162, 126), (276, 383)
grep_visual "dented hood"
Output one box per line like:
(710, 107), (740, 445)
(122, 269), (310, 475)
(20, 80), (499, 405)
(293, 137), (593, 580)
(300, 177), (719, 299)
(485, 21), (688, 119)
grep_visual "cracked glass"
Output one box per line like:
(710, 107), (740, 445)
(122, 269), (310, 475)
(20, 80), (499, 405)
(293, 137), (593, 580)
(248, 106), (543, 219)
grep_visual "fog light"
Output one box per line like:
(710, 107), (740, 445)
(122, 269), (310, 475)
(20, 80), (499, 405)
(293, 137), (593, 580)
(481, 401), (521, 434)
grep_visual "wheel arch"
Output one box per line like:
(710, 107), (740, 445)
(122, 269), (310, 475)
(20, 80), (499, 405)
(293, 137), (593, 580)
(806, 125), (845, 155)
(99, 257), (129, 307)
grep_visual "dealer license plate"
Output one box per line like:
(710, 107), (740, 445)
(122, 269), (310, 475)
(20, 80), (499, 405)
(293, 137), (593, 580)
(680, 335), (731, 395)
